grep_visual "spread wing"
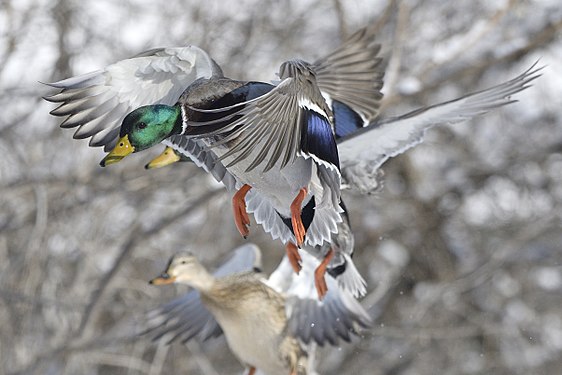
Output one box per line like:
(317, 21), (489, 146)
(184, 60), (337, 174)
(338, 63), (543, 194)
(314, 27), (385, 135)
(44, 46), (222, 151)
(162, 136), (239, 192)
(142, 244), (261, 344)
(267, 251), (372, 346)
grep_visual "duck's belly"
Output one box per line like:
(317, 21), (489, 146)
(212, 142), (313, 215)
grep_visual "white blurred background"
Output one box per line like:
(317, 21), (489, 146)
(1, 0), (562, 374)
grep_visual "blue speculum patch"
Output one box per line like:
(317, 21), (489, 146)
(301, 110), (340, 169)
(332, 100), (363, 139)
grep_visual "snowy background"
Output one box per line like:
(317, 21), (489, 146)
(1, 0), (562, 374)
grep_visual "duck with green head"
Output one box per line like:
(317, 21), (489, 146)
(47, 30), (539, 300)
(45, 32), (386, 299)
(100, 105), (182, 166)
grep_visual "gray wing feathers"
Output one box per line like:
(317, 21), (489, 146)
(162, 137), (239, 192)
(188, 60), (331, 173)
(143, 290), (222, 344)
(314, 27), (384, 124)
(45, 46), (222, 151)
(270, 252), (372, 346)
(338, 63), (542, 194)
(246, 190), (296, 244)
(212, 243), (262, 277)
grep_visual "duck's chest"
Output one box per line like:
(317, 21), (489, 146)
(205, 301), (290, 374)
(208, 137), (314, 209)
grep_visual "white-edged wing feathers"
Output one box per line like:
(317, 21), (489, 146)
(338, 63), (543, 194)
(45, 46), (222, 151)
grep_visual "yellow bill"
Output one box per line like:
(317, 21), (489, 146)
(100, 135), (135, 167)
(145, 146), (181, 169)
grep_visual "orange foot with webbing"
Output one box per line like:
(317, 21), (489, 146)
(285, 242), (302, 274)
(290, 187), (308, 247)
(314, 248), (334, 300)
(232, 184), (252, 238)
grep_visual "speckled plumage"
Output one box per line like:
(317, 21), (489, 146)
(146, 244), (371, 375)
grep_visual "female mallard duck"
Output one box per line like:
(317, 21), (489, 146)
(145, 243), (371, 375)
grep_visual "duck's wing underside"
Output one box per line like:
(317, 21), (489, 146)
(267, 251), (372, 346)
(45, 46), (222, 151)
(142, 244), (261, 343)
(162, 135), (306, 246)
(338, 63), (543, 194)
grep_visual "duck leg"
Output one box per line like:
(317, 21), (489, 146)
(285, 242), (302, 274)
(232, 184), (252, 238)
(290, 187), (308, 247)
(314, 248), (334, 300)
(247, 367), (256, 375)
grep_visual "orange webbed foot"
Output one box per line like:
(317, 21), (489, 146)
(290, 187), (308, 247)
(232, 184), (252, 238)
(314, 248), (334, 300)
(285, 242), (302, 274)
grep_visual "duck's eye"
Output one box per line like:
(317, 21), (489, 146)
(138, 122), (147, 130)
(181, 260), (187, 264)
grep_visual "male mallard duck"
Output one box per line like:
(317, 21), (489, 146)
(145, 243), (371, 375)
(46, 32), (541, 298)
(46, 28), (385, 298)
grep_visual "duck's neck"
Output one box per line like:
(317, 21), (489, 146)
(171, 105), (185, 135)
(183, 268), (216, 293)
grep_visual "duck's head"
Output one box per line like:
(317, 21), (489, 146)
(100, 105), (182, 167)
(149, 252), (211, 288)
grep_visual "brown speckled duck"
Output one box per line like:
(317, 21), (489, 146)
(146, 243), (371, 375)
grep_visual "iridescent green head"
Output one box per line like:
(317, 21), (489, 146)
(100, 105), (182, 167)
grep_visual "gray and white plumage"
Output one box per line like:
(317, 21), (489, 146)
(44, 45), (223, 151)
(313, 27), (384, 126)
(181, 61), (343, 249)
(301, 205), (367, 298)
(266, 247), (372, 345)
(176, 27), (385, 249)
(337, 62), (543, 194)
(44, 29), (383, 252)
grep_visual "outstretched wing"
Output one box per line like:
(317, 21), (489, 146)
(338, 63), (543, 194)
(184, 60), (337, 174)
(142, 244), (261, 344)
(44, 46), (222, 151)
(267, 251), (372, 346)
(314, 27), (385, 136)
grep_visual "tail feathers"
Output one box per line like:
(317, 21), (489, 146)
(330, 253), (367, 298)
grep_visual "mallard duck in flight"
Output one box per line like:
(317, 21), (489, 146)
(145, 243), (371, 375)
(45, 28), (541, 299)
(45, 28), (384, 299)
